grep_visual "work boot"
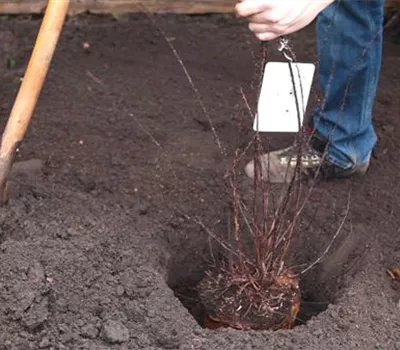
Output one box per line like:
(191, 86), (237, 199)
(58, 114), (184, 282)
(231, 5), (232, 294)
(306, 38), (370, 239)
(244, 136), (370, 184)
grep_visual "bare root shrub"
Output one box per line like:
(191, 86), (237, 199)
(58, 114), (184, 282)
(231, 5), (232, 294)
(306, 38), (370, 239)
(197, 42), (309, 331)
(141, 8), (350, 331)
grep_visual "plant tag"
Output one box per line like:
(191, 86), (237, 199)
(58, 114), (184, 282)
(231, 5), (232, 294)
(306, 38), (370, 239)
(254, 61), (315, 133)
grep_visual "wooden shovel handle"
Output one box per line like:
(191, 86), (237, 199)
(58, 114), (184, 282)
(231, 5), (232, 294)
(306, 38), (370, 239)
(1, 0), (70, 156)
(0, 0), (70, 203)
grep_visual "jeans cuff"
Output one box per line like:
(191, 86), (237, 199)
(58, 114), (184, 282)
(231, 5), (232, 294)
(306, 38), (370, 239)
(325, 153), (353, 170)
(308, 130), (354, 170)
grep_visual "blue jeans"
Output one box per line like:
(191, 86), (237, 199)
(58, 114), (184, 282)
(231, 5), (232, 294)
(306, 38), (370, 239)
(311, 0), (385, 169)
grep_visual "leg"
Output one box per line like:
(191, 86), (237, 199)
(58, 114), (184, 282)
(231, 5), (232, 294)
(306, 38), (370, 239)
(244, 0), (385, 183)
(311, 0), (385, 169)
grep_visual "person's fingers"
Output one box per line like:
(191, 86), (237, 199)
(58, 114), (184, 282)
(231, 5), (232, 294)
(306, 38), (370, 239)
(248, 22), (270, 34)
(254, 21), (304, 41)
(235, 0), (272, 18)
(248, 21), (285, 36)
(255, 31), (280, 41)
(247, 12), (274, 24)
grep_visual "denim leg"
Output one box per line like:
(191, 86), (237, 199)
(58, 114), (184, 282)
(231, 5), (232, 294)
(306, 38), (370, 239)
(311, 0), (384, 169)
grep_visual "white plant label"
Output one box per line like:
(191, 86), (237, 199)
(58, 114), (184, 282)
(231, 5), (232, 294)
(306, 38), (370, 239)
(254, 61), (315, 133)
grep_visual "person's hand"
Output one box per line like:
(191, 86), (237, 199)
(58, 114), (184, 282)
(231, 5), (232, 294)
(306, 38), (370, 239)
(235, 0), (335, 41)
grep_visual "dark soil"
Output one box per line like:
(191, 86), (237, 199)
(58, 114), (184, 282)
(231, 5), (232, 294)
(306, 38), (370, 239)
(0, 12), (399, 350)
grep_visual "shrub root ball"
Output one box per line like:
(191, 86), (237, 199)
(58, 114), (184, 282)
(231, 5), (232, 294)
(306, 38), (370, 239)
(198, 268), (301, 331)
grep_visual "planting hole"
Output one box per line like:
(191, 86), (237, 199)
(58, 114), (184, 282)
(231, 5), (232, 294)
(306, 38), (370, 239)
(165, 199), (355, 330)
(167, 264), (207, 327)
(167, 256), (341, 329)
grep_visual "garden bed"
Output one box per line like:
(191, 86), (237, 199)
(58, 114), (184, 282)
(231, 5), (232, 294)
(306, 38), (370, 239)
(0, 12), (399, 349)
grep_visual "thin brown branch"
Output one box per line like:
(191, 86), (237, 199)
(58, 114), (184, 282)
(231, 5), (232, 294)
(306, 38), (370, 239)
(137, 3), (226, 159)
(301, 191), (351, 275)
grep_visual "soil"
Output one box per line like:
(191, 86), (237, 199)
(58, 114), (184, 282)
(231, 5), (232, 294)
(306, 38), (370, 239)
(0, 12), (399, 350)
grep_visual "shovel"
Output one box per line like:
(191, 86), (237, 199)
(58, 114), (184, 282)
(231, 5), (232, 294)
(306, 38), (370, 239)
(0, 0), (70, 204)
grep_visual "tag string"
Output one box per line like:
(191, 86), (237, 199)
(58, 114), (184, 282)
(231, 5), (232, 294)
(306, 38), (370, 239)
(278, 36), (296, 62)
(277, 36), (304, 135)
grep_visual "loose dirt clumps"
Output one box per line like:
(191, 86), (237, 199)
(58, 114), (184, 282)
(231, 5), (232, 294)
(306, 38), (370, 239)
(0, 12), (399, 350)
